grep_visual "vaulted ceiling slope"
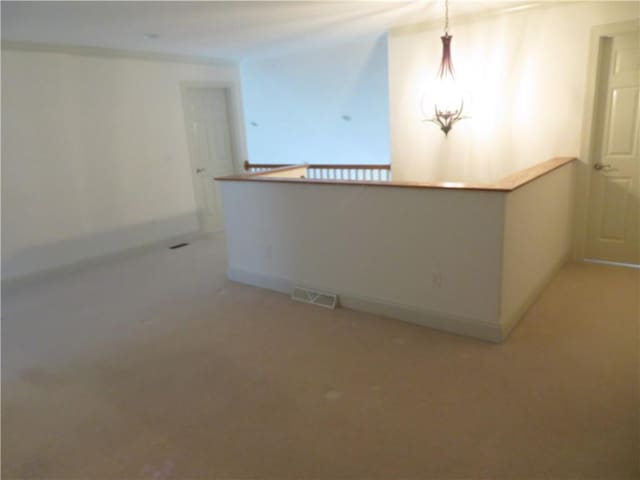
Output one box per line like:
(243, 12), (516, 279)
(1, 1), (525, 62)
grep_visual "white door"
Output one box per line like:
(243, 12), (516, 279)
(586, 30), (640, 265)
(183, 88), (236, 232)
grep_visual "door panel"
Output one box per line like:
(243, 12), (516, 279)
(587, 30), (640, 264)
(600, 177), (631, 240)
(614, 47), (639, 73)
(183, 88), (236, 232)
(607, 87), (638, 155)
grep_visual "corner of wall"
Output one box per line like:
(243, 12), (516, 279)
(497, 164), (576, 340)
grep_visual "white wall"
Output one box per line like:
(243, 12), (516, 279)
(388, 2), (639, 184)
(219, 160), (577, 342)
(500, 163), (576, 333)
(221, 180), (506, 341)
(240, 34), (390, 166)
(1, 48), (246, 280)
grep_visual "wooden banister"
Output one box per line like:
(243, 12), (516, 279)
(219, 157), (577, 192)
(243, 160), (391, 171)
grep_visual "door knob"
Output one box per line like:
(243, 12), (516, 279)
(196, 168), (206, 174)
(594, 163), (611, 171)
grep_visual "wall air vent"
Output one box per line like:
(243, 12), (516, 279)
(292, 287), (337, 309)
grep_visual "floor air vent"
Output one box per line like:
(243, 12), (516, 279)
(292, 287), (338, 309)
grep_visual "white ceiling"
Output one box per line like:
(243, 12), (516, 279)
(1, 1), (527, 61)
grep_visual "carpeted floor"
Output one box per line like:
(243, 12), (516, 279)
(2, 235), (639, 479)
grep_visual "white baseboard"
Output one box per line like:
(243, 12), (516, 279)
(228, 267), (503, 343)
(583, 258), (640, 269)
(2, 231), (205, 289)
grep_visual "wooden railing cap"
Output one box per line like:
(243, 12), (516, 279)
(217, 157), (577, 192)
(244, 161), (391, 170)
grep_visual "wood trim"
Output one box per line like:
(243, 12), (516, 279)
(238, 164), (310, 178)
(244, 160), (391, 171)
(307, 163), (391, 170)
(243, 160), (287, 170)
(218, 157), (577, 192)
(496, 157), (576, 190)
(1, 40), (233, 66)
(573, 19), (640, 261)
(218, 176), (500, 191)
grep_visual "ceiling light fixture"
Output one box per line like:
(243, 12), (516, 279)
(423, 0), (467, 135)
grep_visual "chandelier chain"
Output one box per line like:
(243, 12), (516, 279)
(444, 0), (449, 34)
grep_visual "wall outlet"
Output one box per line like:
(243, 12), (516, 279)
(432, 272), (443, 289)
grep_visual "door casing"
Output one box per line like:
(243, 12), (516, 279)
(573, 19), (640, 264)
(180, 81), (247, 233)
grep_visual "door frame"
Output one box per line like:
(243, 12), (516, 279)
(573, 19), (640, 261)
(180, 81), (248, 232)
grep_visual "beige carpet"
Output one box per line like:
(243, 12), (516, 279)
(2, 236), (639, 479)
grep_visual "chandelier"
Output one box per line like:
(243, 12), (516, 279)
(423, 0), (468, 135)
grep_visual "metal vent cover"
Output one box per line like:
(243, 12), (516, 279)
(291, 287), (337, 309)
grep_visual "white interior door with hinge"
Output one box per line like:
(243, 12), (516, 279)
(183, 87), (236, 232)
(586, 30), (640, 265)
